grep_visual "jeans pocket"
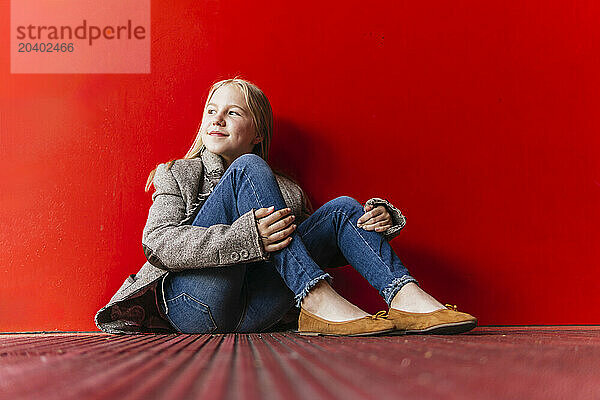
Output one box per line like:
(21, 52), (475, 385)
(164, 292), (218, 334)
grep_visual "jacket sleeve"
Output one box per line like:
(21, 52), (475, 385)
(141, 162), (270, 271)
(364, 197), (407, 241)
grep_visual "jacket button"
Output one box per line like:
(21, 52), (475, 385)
(240, 249), (249, 259)
(231, 252), (240, 261)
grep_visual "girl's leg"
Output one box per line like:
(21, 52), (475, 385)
(191, 153), (333, 304)
(295, 196), (420, 307)
(237, 195), (428, 328)
(162, 259), (296, 333)
(235, 261), (296, 333)
(234, 193), (443, 330)
(163, 153), (331, 332)
(160, 264), (247, 333)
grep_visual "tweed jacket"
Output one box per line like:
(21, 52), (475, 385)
(94, 146), (407, 334)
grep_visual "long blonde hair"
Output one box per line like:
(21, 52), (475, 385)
(145, 76), (274, 192)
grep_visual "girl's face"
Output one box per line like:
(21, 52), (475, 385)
(200, 84), (262, 168)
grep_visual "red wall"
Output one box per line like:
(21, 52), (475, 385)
(1, 0), (599, 331)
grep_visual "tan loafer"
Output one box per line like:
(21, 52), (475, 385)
(295, 309), (396, 336)
(386, 304), (477, 335)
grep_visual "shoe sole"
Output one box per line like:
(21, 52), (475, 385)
(292, 328), (396, 337)
(403, 320), (478, 335)
(386, 329), (407, 336)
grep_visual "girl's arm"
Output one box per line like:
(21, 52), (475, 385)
(141, 162), (270, 271)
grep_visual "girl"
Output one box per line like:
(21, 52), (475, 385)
(95, 77), (477, 336)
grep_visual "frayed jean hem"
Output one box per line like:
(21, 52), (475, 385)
(294, 272), (333, 309)
(382, 275), (419, 306)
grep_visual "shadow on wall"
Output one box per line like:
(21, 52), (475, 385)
(269, 117), (347, 199)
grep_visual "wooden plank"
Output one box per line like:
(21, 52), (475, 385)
(0, 327), (599, 400)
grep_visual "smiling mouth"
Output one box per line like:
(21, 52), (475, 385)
(208, 131), (228, 136)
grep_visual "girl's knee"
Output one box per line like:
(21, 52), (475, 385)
(230, 153), (269, 170)
(328, 196), (362, 212)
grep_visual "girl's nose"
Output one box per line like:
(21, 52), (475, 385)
(212, 116), (225, 126)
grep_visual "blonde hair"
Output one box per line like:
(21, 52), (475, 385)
(145, 76), (274, 192)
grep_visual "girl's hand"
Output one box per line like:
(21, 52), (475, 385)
(357, 204), (392, 233)
(254, 206), (297, 252)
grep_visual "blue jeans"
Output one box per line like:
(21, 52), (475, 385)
(159, 153), (419, 333)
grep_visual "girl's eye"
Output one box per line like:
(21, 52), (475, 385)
(229, 111), (240, 115)
(207, 109), (215, 114)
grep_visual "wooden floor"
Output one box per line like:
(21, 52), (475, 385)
(1, 326), (599, 400)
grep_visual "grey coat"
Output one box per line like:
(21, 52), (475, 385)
(95, 146), (407, 334)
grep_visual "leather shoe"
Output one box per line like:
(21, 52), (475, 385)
(386, 304), (477, 335)
(295, 308), (396, 336)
